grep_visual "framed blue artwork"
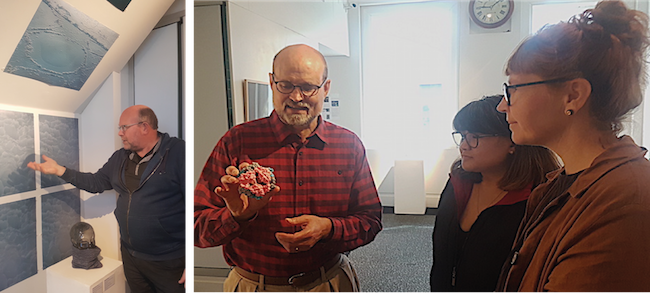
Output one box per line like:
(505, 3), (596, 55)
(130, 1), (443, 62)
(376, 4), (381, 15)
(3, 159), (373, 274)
(4, 0), (119, 90)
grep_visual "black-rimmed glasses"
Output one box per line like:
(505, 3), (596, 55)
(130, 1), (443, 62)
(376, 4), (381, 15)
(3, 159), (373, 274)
(502, 78), (571, 106)
(271, 73), (327, 98)
(452, 131), (501, 148)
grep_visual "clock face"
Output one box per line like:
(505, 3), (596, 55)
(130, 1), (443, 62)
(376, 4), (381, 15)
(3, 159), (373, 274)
(470, 0), (514, 28)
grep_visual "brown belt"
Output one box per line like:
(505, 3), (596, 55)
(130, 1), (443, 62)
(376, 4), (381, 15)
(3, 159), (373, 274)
(234, 254), (342, 287)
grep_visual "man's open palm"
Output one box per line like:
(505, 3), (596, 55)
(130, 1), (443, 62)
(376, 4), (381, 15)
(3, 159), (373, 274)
(27, 155), (65, 176)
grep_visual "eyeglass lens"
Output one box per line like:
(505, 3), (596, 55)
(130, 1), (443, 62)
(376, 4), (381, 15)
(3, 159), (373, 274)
(453, 132), (480, 148)
(276, 81), (319, 96)
(502, 83), (511, 105)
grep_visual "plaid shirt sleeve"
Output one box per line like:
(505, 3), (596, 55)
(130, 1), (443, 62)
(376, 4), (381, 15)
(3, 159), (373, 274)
(193, 133), (246, 248)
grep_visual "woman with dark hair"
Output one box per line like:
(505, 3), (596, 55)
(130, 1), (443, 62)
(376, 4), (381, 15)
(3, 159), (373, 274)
(430, 95), (559, 292)
(496, 1), (650, 291)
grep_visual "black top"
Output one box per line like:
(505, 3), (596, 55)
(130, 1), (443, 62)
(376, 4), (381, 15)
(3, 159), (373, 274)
(430, 174), (530, 292)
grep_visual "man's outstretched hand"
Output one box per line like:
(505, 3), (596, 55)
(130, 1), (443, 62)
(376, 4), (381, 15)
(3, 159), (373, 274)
(27, 155), (66, 176)
(215, 162), (280, 222)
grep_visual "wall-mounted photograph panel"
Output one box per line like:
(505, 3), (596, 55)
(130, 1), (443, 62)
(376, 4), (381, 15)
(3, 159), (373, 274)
(4, 0), (119, 90)
(0, 110), (35, 197)
(244, 79), (272, 122)
(0, 198), (37, 291)
(42, 188), (81, 269)
(39, 115), (79, 188)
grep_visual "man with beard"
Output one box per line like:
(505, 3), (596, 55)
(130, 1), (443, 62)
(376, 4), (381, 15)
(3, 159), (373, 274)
(195, 44), (382, 292)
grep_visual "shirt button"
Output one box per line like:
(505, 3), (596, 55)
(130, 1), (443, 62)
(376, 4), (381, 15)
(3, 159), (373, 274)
(299, 152), (303, 156)
(511, 251), (519, 265)
(299, 180), (304, 186)
(337, 170), (343, 175)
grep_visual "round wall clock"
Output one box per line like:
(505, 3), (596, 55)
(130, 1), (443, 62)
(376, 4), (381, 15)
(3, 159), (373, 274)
(469, 0), (514, 29)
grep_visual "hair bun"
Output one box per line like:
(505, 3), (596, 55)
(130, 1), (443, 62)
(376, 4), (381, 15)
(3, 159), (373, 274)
(571, 0), (648, 51)
(591, 1), (629, 35)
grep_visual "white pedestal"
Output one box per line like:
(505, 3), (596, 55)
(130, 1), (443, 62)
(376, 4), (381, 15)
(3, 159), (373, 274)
(47, 256), (125, 293)
(394, 160), (426, 214)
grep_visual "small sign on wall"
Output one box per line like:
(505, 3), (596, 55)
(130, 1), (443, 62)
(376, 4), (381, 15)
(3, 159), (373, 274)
(323, 96), (331, 121)
(323, 94), (340, 121)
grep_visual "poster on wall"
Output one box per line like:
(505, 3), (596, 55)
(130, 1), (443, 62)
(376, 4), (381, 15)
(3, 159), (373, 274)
(4, 0), (119, 91)
(42, 189), (81, 269)
(0, 199), (37, 291)
(323, 96), (332, 121)
(108, 0), (132, 11)
(328, 94), (341, 120)
(0, 110), (36, 197)
(39, 115), (79, 188)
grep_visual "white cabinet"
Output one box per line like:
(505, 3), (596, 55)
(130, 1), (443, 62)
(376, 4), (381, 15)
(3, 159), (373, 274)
(46, 257), (125, 293)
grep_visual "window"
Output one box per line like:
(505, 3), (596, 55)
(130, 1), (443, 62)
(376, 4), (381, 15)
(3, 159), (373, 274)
(361, 1), (458, 162)
(531, 1), (597, 33)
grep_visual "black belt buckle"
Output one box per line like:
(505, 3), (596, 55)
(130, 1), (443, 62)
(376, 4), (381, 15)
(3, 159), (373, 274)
(288, 272), (305, 286)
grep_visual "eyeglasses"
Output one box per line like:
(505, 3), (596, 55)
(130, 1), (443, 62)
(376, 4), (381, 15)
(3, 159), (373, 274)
(452, 131), (501, 148)
(502, 78), (571, 106)
(271, 73), (327, 97)
(117, 121), (143, 132)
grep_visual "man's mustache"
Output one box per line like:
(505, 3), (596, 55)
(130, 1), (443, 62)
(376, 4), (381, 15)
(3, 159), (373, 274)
(284, 101), (311, 109)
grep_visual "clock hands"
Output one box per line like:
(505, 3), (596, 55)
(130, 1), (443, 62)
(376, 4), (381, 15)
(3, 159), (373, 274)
(490, 0), (504, 10)
(477, 0), (505, 11)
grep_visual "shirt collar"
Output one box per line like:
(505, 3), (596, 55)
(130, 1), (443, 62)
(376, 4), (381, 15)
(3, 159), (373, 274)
(450, 173), (531, 217)
(269, 110), (328, 146)
(547, 135), (648, 198)
(129, 133), (162, 162)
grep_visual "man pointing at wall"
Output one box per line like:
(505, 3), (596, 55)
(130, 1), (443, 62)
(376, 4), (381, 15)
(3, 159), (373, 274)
(28, 105), (186, 293)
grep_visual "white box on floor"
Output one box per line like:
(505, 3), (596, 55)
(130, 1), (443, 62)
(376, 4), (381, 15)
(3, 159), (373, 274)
(394, 160), (426, 214)
(47, 256), (125, 293)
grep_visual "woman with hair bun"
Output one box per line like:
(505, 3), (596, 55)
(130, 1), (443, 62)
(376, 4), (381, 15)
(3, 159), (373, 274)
(430, 95), (559, 292)
(496, 0), (650, 291)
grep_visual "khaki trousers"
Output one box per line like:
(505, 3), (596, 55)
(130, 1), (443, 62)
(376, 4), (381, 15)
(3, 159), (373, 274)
(223, 254), (360, 292)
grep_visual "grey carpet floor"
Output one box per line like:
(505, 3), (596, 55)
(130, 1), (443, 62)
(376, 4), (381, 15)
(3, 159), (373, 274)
(348, 213), (435, 292)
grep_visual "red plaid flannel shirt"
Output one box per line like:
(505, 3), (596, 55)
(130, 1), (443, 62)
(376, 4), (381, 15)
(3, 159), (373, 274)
(194, 111), (383, 277)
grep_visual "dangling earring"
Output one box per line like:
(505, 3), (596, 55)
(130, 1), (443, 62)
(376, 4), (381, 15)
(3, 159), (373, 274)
(509, 149), (515, 155)
(565, 109), (574, 116)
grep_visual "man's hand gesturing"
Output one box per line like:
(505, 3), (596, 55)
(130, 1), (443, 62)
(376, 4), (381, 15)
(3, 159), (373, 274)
(215, 162), (280, 222)
(27, 155), (66, 176)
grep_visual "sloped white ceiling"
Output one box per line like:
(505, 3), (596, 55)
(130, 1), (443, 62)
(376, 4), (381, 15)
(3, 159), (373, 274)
(0, 0), (175, 113)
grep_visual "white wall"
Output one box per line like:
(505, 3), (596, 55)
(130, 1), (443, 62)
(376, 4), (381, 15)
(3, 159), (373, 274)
(227, 2), (314, 125)
(232, 1), (350, 56)
(325, 8), (363, 136)
(134, 24), (182, 138)
(78, 71), (129, 263)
